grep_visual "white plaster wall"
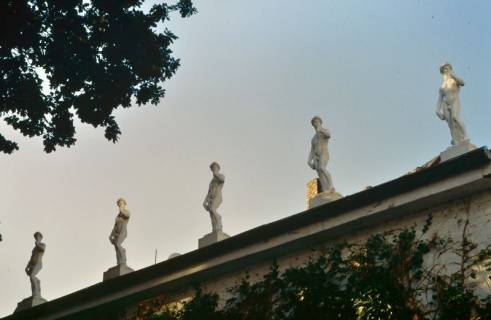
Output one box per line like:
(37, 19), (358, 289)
(133, 189), (491, 318)
(199, 190), (491, 305)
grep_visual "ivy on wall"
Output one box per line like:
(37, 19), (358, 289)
(141, 212), (491, 320)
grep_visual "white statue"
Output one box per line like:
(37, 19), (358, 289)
(25, 232), (45, 297)
(308, 116), (334, 193)
(109, 198), (130, 265)
(203, 162), (224, 232)
(436, 63), (469, 146)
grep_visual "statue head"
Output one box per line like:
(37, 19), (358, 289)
(311, 116), (323, 129)
(116, 198), (127, 209)
(210, 161), (220, 172)
(440, 63), (453, 75)
(34, 232), (43, 241)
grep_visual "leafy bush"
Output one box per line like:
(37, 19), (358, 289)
(146, 215), (491, 320)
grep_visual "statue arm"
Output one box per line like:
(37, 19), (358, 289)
(203, 192), (210, 208)
(119, 210), (131, 220)
(35, 241), (46, 250)
(308, 149), (315, 169)
(213, 172), (225, 183)
(114, 222), (123, 235)
(452, 74), (464, 87)
(110, 221), (122, 240)
(436, 90), (445, 120)
(109, 229), (116, 241)
(25, 253), (35, 273)
(319, 127), (331, 139)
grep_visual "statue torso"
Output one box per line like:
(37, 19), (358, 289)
(440, 78), (460, 106)
(113, 209), (130, 240)
(311, 131), (329, 159)
(116, 210), (130, 222)
(209, 176), (224, 197)
(29, 243), (45, 266)
(207, 175), (224, 209)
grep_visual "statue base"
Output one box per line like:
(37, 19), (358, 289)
(308, 189), (342, 209)
(14, 296), (47, 313)
(199, 231), (230, 249)
(440, 141), (476, 162)
(103, 263), (134, 281)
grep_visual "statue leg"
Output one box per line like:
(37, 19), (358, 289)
(209, 212), (216, 231)
(453, 116), (469, 144)
(448, 122), (458, 145)
(215, 213), (223, 231)
(115, 242), (126, 265)
(29, 265), (41, 297)
(316, 168), (333, 192)
(29, 275), (40, 297)
(445, 107), (465, 145)
(210, 210), (222, 232)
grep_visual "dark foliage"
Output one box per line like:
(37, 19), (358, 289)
(0, 0), (196, 153)
(148, 214), (491, 320)
(150, 288), (222, 320)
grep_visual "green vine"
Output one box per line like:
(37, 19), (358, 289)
(144, 209), (491, 320)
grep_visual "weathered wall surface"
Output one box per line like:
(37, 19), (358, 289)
(131, 189), (491, 318)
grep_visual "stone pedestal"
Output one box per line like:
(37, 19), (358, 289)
(103, 263), (134, 281)
(14, 296), (47, 313)
(199, 231), (230, 249)
(308, 189), (342, 209)
(440, 141), (476, 162)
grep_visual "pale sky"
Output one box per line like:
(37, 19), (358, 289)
(1, 0), (490, 316)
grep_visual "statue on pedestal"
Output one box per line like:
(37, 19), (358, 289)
(25, 232), (45, 298)
(308, 116), (334, 193)
(436, 63), (469, 146)
(199, 162), (229, 248)
(15, 232), (47, 312)
(203, 162), (224, 232)
(104, 198), (133, 281)
(435, 63), (475, 161)
(307, 116), (342, 208)
(109, 198), (130, 265)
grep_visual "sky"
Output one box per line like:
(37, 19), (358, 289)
(1, 0), (490, 316)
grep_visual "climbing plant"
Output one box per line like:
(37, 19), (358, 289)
(145, 213), (491, 320)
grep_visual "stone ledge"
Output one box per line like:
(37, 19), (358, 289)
(103, 264), (134, 281)
(14, 296), (47, 313)
(199, 231), (230, 249)
(440, 141), (476, 162)
(308, 189), (342, 209)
